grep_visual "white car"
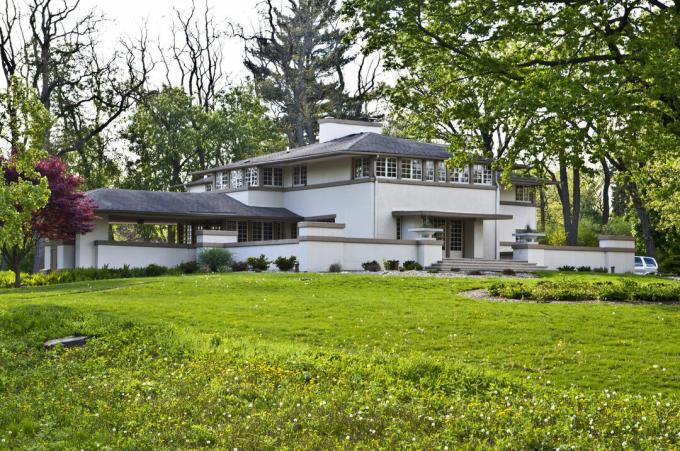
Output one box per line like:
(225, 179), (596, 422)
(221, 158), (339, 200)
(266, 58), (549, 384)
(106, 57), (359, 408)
(634, 256), (658, 275)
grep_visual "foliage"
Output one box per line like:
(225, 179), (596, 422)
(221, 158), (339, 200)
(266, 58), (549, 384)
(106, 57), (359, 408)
(557, 266), (576, 272)
(3, 273), (680, 448)
(247, 254), (270, 271)
(361, 260), (381, 272)
(177, 261), (201, 274)
(501, 269), (516, 276)
(274, 256), (297, 271)
(593, 267), (608, 273)
(143, 264), (168, 277)
(577, 266), (592, 273)
(489, 278), (680, 303)
(123, 86), (285, 190)
(467, 270), (483, 276)
(402, 260), (423, 271)
(198, 249), (233, 272)
(230, 261), (249, 272)
(328, 262), (342, 272)
(383, 259), (399, 270)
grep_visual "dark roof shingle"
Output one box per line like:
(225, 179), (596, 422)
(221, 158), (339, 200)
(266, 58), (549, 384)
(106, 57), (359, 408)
(87, 189), (300, 220)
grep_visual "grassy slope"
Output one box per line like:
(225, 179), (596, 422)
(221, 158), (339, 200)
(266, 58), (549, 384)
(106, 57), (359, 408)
(1, 273), (679, 448)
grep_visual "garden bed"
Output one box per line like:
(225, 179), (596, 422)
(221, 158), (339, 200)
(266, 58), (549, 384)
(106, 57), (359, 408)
(482, 278), (680, 304)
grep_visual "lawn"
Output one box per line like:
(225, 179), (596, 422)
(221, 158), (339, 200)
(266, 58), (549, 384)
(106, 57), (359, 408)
(1, 272), (679, 448)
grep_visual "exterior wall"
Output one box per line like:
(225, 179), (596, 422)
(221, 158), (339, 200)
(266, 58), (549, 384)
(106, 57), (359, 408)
(306, 157), (352, 184)
(75, 215), (109, 268)
(228, 190), (285, 208)
(375, 182), (497, 240)
(513, 243), (635, 273)
(283, 182), (375, 237)
(187, 184), (207, 193)
(497, 203), (537, 251)
(96, 243), (195, 269)
(226, 241), (301, 267)
(318, 120), (383, 142)
(499, 186), (517, 202)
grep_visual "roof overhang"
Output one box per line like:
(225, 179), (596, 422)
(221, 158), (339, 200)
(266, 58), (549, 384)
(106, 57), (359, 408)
(98, 210), (301, 223)
(392, 210), (513, 220)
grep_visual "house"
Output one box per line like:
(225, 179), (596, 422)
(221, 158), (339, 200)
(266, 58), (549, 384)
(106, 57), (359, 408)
(44, 118), (635, 273)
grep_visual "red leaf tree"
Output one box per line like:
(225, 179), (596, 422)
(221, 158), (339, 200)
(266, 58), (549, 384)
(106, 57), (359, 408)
(1, 156), (97, 286)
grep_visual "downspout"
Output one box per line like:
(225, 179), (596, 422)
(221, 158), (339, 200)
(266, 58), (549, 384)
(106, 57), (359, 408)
(494, 170), (499, 260)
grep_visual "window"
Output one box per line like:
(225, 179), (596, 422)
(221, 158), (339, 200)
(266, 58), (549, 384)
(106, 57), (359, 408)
(375, 157), (397, 178)
(354, 157), (371, 178)
(634, 256), (643, 267)
(425, 160), (435, 181)
(251, 222), (263, 241)
(245, 167), (258, 186)
(230, 169), (243, 189)
(237, 222), (248, 242)
(293, 166), (307, 186)
(263, 222), (273, 241)
(291, 224), (298, 239)
(205, 183), (213, 192)
(437, 162), (447, 182)
(216, 171), (229, 190)
(401, 159), (422, 180)
(449, 166), (469, 184)
(473, 164), (493, 185)
(273, 223), (283, 240)
(516, 185), (535, 202)
(262, 167), (283, 186)
(396, 217), (401, 240)
(449, 221), (463, 251)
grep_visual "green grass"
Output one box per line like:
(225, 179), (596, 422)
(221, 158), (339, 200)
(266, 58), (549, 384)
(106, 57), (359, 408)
(1, 272), (679, 448)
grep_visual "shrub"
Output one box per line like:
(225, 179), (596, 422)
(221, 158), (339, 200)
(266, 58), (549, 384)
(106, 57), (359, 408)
(328, 262), (342, 272)
(449, 267), (460, 272)
(557, 265), (576, 272)
(144, 264), (168, 277)
(402, 260), (423, 271)
(247, 254), (270, 271)
(384, 260), (399, 271)
(660, 254), (680, 275)
(501, 269), (516, 276)
(593, 267), (608, 273)
(274, 256), (297, 271)
(177, 261), (201, 274)
(198, 248), (234, 272)
(467, 270), (483, 276)
(230, 261), (249, 272)
(577, 266), (592, 272)
(361, 260), (381, 272)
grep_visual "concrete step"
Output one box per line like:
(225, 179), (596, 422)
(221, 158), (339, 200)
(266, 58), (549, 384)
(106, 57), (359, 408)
(427, 258), (545, 272)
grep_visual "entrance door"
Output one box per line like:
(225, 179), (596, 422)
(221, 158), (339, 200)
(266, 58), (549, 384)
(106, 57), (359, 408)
(432, 219), (464, 258)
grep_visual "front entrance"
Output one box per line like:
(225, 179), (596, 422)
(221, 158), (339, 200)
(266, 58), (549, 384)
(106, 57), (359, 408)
(432, 219), (464, 258)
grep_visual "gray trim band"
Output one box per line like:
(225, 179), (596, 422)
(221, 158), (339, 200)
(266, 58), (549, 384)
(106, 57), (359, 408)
(500, 200), (536, 207)
(392, 210), (513, 220)
(598, 235), (635, 241)
(196, 230), (238, 236)
(298, 236), (444, 246)
(511, 243), (635, 253)
(94, 240), (194, 249)
(297, 221), (346, 229)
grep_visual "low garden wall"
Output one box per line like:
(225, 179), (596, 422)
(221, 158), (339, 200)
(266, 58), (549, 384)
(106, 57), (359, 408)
(512, 236), (635, 273)
(94, 241), (196, 269)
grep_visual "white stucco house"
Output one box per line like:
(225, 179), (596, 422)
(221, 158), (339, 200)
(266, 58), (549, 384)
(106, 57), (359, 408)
(44, 118), (635, 273)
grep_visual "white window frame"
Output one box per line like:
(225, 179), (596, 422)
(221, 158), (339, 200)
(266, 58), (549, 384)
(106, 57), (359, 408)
(293, 165), (307, 186)
(205, 183), (213, 192)
(354, 157), (371, 178)
(401, 159), (422, 180)
(473, 164), (493, 185)
(424, 160), (435, 181)
(516, 185), (535, 202)
(375, 157), (397, 178)
(436, 162), (447, 182)
(449, 166), (469, 184)
(216, 171), (229, 190)
(245, 167), (259, 187)
(262, 167), (283, 186)
(230, 169), (243, 189)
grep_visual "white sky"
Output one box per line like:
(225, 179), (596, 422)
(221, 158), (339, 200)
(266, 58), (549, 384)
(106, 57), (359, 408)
(81, 0), (265, 85)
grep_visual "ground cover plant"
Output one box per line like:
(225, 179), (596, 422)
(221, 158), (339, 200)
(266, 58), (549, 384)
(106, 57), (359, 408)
(1, 272), (680, 448)
(489, 274), (680, 303)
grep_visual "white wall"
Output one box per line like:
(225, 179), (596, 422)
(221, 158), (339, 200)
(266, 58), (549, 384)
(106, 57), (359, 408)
(283, 182), (375, 237)
(96, 244), (195, 269)
(75, 215), (109, 268)
(514, 245), (635, 273)
(306, 158), (352, 184)
(187, 184), (207, 193)
(497, 203), (537, 251)
(318, 119), (383, 142)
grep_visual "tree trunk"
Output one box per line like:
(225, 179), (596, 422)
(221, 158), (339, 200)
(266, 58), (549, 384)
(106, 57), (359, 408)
(539, 185), (546, 231)
(628, 181), (656, 257)
(571, 166), (581, 245)
(601, 158), (611, 224)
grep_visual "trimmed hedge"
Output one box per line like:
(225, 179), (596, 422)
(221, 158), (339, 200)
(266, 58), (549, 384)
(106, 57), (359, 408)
(489, 279), (680, 303)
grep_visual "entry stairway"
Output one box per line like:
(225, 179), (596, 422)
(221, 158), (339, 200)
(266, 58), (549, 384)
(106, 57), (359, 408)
(427, 258), (546, 273)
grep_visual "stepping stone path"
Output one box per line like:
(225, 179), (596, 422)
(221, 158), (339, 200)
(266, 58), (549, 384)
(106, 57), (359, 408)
(43, 336), (88, 349)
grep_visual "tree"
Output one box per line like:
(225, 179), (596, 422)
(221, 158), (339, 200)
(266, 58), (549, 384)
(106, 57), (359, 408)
(240, 0), (380, 147)
(123, 85), (285, 191)
(344, 0), (680, 253)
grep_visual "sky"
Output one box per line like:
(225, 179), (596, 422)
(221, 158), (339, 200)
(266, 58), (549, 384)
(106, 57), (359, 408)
(81, 0), (265, 84)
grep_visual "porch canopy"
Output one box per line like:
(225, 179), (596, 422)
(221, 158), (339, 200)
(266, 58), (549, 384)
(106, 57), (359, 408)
(88, 189), (301, 224)
(391, 210), (513, 221)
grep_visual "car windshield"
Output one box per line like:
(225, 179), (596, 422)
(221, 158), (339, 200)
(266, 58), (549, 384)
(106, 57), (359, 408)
(635, 257), (643, 266)
(643, 257), (657, 266)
